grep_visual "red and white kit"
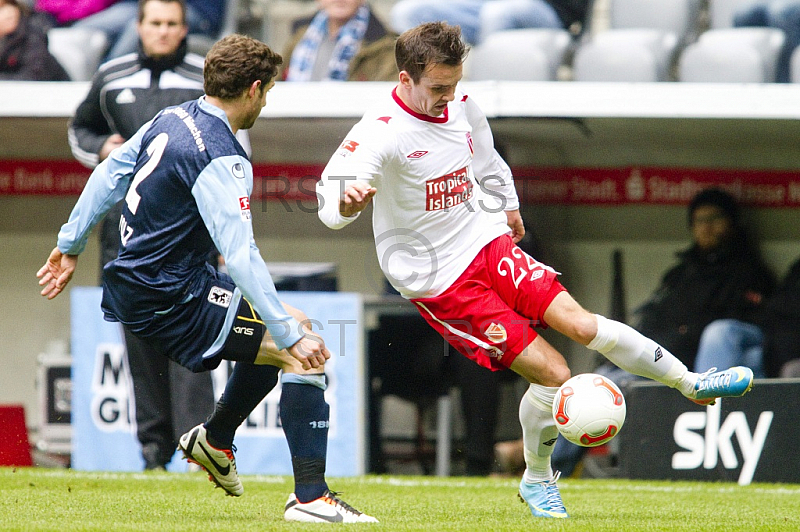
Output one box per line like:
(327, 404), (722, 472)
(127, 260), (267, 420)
(318, 87), (562, 368)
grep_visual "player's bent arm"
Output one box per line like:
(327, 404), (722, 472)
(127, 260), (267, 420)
(318, 122), (388, 228)
(464, 95), (519, 211)
(192, 157), (304, 351)
(316, 173), (364, 230)
(56, 125), (147, 255)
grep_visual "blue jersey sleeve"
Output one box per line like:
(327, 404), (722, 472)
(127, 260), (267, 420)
(192, 155), (304, 351)
(57, 120), (150, 255)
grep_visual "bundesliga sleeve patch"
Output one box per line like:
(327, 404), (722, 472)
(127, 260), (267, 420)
(239, 196), (251, 221)
(337, 140), (359, 157)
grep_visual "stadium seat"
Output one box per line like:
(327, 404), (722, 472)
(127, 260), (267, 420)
(47, 28), (108, 81)
(572, 29), (679, 82)
(679, 28), (786, 82)
(608, 0), (703, 42)
(791, 45), (800, 83)
(708, 0), (760, 29)
(465, 28), (573, 81)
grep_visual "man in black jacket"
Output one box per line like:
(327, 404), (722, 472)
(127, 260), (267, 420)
(68, 0), (215, 471)
(635, 188), (776, 371)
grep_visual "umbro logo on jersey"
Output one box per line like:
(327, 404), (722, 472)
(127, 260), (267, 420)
(208, 286), (232, 308)
(654, 346), (663, 362)
(407, 150), (428, 159)
(116, 88), (136, 104)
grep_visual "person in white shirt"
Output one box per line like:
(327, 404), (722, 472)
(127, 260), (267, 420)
(318, 22), (755, 519)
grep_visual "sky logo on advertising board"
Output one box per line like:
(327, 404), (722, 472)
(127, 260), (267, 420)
(672, 401), (773, 485)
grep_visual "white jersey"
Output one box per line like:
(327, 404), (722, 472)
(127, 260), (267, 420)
(318, 87), (519, 298)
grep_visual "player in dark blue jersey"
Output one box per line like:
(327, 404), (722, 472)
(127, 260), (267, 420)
(37, 33), (377, 524)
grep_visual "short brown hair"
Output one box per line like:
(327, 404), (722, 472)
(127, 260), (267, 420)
(138, 0), (186, 24)
(204, 34), (283, 100)
(395, 22), (468, 83)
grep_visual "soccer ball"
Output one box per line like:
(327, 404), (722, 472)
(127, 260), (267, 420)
(552, 373), (626, 447)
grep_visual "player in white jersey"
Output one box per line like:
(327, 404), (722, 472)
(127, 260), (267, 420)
(318, 22), (755, 519)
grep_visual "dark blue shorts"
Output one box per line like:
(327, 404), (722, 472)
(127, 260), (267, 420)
(129, 271), (267, 373)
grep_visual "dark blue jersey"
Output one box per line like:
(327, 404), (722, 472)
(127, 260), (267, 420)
(58, 97), (303, 353)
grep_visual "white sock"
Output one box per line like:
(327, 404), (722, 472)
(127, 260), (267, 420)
(520, 383), (559, 483)
(587, 314), (696, 396)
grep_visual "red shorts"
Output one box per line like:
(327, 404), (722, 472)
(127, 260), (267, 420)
(411, 235), (565, 371)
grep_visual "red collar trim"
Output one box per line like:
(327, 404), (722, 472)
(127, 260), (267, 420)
(392, 87), (449, 123)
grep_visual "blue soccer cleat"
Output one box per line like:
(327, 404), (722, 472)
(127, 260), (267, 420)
(689, 366), (754, 406)
(518, 471), (569, 519)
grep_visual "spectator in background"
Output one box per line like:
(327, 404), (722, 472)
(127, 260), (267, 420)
(68, 0), (215, 471)
(634, 188), (775, 372)
(71, 0), (225, 61)
(390, 0), (591, 45)
(281, 0), (397, 82)
(0, 0), (69, 80)
(697, 254), (800, 380)
(734, 1), (800, 83)
(35, 0), (119, 28)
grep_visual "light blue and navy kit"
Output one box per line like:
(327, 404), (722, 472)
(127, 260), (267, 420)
(58, 97), (304, 371)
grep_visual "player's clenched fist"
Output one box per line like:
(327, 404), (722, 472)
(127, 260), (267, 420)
(339, 181), (377, 217)
(288, 333), (331, 370)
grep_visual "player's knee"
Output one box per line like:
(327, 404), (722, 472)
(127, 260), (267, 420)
(551, 363), (572, 386)
(569, 312), (600, 345)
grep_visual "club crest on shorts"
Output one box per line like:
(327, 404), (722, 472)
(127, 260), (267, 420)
(484, 322), (507, 343)
(208, 286), (232, 308)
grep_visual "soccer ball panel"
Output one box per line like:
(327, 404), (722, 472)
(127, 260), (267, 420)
(552, 373), (626, 447)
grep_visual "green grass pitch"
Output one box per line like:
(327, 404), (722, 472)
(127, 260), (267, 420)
(1, 468), (798, 531)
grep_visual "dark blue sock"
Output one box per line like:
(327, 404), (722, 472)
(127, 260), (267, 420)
(204, 362), (279, 449)
(279, 374), (329, 502)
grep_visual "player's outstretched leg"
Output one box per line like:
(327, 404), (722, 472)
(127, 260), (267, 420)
(178, 424), (242, 496)
(588, 315), (755, 406)
(279, 373), (378, 523)
(687, 366), (754, 406)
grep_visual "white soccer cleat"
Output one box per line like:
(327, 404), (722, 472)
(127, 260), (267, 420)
(177, 424), (243, 497)
(284, 491), (378, 523)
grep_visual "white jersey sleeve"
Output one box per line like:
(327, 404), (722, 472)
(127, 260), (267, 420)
(464, 95), (519, 212)
(317, 121), (396, 230)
